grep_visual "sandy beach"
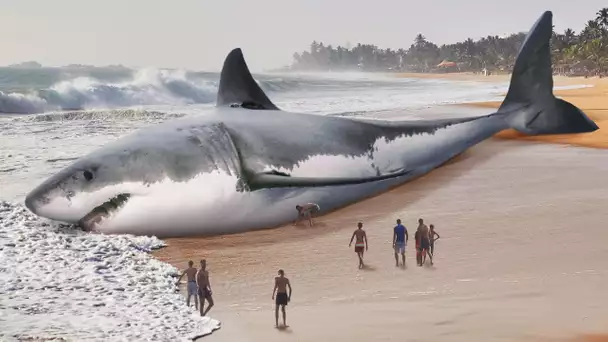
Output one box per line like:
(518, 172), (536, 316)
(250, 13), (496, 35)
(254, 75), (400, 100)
(401, 72), (608, 148)
(153, 74), (608, 341)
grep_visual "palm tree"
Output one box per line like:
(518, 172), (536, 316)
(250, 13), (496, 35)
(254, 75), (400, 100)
(596, 8), (608, 28)
(563, 28), (577, 45)
(580, 20), (604, 41)
(289, 7), (607, 74)
(414, 34), (427, 48)
(581, 39), (607, 72)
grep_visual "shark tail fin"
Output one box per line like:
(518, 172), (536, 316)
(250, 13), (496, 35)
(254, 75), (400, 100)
(497, 11), (598, 135)
(216, 48), (279, 110)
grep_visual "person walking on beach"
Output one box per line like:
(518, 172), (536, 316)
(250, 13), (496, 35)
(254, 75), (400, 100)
(196, 259), (214, 316)
(272, 269), (292, 328)
(415, 228), (422, 266)
(429, 224), (440, 256)
(393, 219), (408, 267)
(417, 218), (433, 266)
(294, 203), (320, 227)
(176, 260), (198, 310)
(349, 222), (368, 269)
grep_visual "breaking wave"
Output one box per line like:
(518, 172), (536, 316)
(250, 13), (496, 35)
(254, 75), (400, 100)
(0, 69), (218, 114)
(0, 201), (221, 340)
(30, 109), (186, 122)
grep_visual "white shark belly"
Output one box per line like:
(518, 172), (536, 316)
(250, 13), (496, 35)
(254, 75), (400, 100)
(95, 116), (503, 237)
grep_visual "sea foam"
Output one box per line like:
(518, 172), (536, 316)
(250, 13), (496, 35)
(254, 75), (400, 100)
(0, 201), (220, 341)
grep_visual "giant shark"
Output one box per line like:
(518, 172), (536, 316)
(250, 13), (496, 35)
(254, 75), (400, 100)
(25, 11), (598, 237)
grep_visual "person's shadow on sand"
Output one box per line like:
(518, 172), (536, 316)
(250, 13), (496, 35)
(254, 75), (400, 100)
(294, 222), (327, 230)
(276, 325), (293, 333)
(360, 264), (377, 271)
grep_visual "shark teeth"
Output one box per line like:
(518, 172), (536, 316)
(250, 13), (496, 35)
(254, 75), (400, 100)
(78, 193), (131, 231)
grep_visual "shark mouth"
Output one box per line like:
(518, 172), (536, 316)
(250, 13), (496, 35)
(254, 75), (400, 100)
(78, 193), (131, 232)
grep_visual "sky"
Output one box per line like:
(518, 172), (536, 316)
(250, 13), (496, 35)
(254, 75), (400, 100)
(0, 0), (605, 71)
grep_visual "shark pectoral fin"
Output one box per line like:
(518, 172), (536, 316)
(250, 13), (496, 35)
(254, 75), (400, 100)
(247, 169), (413, 191)
(216, 48), (279, 110)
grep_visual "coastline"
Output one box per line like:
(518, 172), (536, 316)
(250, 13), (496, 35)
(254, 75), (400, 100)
(398, 72), (608, 149)
(155, 140), (608, 342)
(152, 73), (608, 341)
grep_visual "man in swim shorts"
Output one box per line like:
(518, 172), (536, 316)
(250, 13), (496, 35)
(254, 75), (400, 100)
(417, 218), (433, 266)
(349, 222), (368, 268)
(196, 259), (214, 316)
(272, 269), (292, 328)
(176, 260), (198, 309)
(294, 203), (320, 227)
(393, 219), (408, 267)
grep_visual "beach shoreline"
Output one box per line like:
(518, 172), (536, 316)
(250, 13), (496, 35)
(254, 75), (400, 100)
(153, 72), (608, 341)
(397, 72), (608, 149)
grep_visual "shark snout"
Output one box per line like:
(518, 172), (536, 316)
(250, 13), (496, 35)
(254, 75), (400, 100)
(24, 172), (83, 223)
(24, 182), (53, 216)
(24, 191), (37, 214)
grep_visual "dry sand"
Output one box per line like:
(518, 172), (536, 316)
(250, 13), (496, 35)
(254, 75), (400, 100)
(154, 75), (608, 341)
(399, 72), (608, 149)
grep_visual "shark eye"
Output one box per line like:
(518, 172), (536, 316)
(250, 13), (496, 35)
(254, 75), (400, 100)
(83, 170), (94, 181)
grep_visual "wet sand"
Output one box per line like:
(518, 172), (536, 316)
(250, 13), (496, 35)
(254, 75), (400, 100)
(154, 75), (608, 341)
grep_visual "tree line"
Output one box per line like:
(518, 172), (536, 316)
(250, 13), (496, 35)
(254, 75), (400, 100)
(290, 8), (608, 76)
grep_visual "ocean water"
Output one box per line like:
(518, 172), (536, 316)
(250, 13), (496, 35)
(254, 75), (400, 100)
(0, 68), (508, 203)
(0, 201), (220, 341)
(0, 67), (557, 340)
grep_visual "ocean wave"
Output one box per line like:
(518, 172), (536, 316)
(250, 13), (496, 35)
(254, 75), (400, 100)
(30, 109), (185, 122)
(0, 201), (221, 340)
(0, 69), (219, 114)
(0, 69), (435, 115)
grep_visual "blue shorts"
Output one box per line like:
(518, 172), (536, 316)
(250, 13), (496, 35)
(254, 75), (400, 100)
(394, 241), (406, 254)
(187, 281), (197, 296)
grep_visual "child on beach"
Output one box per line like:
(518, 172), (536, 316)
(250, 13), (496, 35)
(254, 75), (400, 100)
(429, 224), (440, 256)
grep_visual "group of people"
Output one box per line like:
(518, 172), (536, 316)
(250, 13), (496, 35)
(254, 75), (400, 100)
(349, 218), (440, 268)
(295, 203), (442, 268)
(175, 207), (440, 329)
(175, 259), (214, 317)
(176, 261), (293, 328)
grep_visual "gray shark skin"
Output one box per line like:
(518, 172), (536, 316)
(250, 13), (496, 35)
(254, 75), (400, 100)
(24, 11), (597, 237)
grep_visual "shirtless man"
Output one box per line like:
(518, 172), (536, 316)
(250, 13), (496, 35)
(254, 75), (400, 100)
(272, 269), (292, 328)
(349, 222), (368, 269)
(417, 218), (433, 266)
(294, 203), (320, 227)
(196, 259), (214, 316)
(176, 260), (198, 309)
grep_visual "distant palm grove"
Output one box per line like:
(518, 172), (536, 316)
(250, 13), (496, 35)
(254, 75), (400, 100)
(290, 8), (608, 76)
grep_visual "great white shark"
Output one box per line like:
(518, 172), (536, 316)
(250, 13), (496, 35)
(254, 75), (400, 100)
(25, 11), (598, 237)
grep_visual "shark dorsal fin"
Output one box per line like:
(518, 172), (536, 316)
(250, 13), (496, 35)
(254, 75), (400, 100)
(216, 48), (279, 110)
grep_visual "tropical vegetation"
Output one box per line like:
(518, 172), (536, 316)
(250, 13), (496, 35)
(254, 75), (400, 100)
(290, 8), (608, 76)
